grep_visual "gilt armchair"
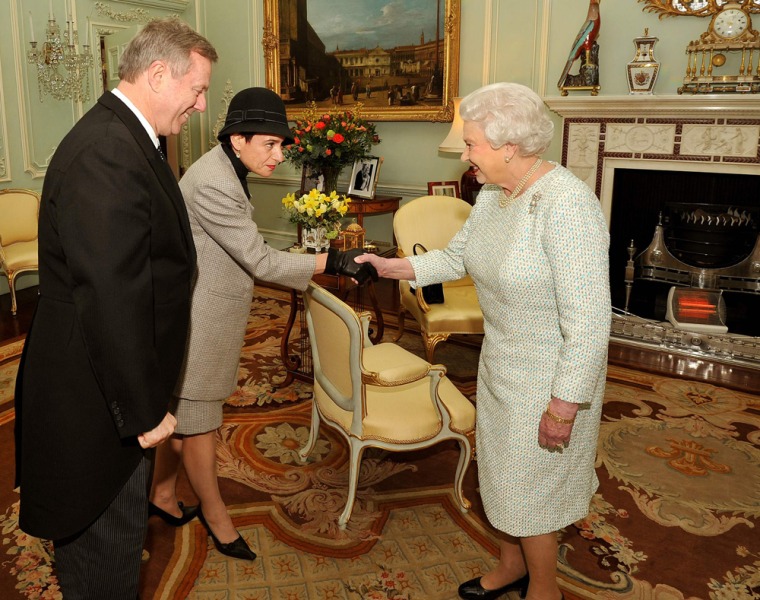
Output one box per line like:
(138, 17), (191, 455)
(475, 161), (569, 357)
(299, 282), (476, 529)
(393, 195), (484, 362)
(0, 189), (40, 315)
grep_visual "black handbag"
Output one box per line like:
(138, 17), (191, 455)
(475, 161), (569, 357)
(412, 243), (444, 304)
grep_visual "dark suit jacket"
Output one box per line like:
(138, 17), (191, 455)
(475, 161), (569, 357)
(14, 92), (196, 540)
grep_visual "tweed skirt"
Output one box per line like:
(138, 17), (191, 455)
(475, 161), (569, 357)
(172, 396), (223, 435)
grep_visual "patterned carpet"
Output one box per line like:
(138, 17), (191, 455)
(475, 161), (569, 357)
(0, 286), (758, 599)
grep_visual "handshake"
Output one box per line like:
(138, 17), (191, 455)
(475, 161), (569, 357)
(324, 248), (378, 285)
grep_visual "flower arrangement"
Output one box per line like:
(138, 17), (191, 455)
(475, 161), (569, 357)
(282, 188), (351, 236)
(284, 103), (380, 190)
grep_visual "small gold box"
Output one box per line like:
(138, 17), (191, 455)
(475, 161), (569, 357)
(343, 221), (365, 251)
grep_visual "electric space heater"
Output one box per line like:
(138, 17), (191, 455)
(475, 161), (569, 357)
(665, 287), (728, 334)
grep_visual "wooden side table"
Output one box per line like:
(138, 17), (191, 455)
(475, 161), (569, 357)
(279, 243), (397, 386)
(346, 194), (402, 243)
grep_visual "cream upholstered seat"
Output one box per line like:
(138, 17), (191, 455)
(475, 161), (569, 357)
(0, 189), (40, 315)
(393, 195), (484, 362)
(300, 281), (475, 529)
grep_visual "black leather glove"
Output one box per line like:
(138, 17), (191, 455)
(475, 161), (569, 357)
(324, 248), (378, 285)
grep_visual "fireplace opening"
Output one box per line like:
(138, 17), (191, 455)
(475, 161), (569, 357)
(609, 168), (760, 337)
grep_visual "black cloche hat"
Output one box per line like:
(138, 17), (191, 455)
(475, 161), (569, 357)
(217, 87), (294, 144)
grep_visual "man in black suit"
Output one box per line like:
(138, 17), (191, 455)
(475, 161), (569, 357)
(14, 18), (217, 598)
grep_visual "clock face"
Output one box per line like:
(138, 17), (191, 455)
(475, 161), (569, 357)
(713, 8), (749, 39)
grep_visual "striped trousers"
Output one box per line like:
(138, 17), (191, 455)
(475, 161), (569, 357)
(53, 456), (150, 599)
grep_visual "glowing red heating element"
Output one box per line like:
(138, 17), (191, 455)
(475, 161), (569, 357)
(666, 287), (728, 333)
(677, 295), (717, 320)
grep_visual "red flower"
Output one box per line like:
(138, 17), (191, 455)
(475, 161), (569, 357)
(315, 121), (326, 130)
(332, 133), (345, 143)
(294, 136), (300, 144)
(325, 149), (332, 155)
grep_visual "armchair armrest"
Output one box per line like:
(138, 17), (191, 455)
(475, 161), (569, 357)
(415, 286), (432, 313)
(362, 363), (431, 386)
(357, 311), (373, 348)
(361, 342), (440, 386)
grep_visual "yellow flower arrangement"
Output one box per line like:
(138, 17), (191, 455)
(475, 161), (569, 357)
(282, 188), (351, 237)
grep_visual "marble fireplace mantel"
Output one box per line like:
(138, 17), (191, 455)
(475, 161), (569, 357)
(544, 94), (760, 119)
(544, 95), (760, 226)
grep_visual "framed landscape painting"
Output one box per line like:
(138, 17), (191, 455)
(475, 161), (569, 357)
(262, 0), (461, 122)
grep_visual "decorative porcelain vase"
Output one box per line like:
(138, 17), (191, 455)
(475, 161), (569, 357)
(302, 225), (330, 253)
(627, 29), (660, 95)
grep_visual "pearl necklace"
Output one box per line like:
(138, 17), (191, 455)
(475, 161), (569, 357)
(499, 158), (543, 208)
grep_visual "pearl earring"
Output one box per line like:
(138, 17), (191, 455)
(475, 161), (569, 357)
(504, 154), (512, 163)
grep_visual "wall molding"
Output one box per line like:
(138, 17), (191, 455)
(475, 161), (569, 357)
(483, 0), (494, 86)
(536, 0), (552, 96)
(0, 41), (10, 181)
(10, 0), (38, 178)
(112, 0), (189, 11)
(251, 0), (262, 85)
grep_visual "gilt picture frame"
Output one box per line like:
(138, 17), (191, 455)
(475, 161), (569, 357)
(262, 0), (460, 122)
(427, 180), (460, 198)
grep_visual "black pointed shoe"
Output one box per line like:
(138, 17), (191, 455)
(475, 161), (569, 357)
(148, 501), (199, 527)
(209, 532), (257, 561)
(198, 510), (257, 561)
(458, 574), (529, 600)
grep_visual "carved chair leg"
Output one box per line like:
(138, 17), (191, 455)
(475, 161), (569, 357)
(7, 271), (18, 316)
(422, 332), (450, 363)
(298, 401), (322, 463)
(338, 442), (367, 530)
(453, 433), (473, 513)
(392, 308), (406, 342)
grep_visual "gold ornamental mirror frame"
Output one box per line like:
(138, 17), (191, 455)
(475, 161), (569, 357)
(636, 0), (760, 18)
(262, 0), (460, 123)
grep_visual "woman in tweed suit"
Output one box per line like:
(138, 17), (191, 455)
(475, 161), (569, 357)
(149, 88), (375, 560)
(356, 83), (610, 600)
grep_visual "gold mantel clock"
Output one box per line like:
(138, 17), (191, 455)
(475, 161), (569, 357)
(638, 0), (760, 94)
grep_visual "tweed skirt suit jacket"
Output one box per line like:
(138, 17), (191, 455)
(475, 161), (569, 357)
(175, 144), (314, 433)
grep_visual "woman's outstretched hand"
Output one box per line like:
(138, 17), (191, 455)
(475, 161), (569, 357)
(354, 253), (415, 281)
(325, 248), (378, 284)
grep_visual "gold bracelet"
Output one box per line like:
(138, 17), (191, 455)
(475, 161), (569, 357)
(544, 408), (575, 425)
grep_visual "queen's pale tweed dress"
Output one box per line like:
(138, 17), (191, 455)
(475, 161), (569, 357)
(408, 164), (610, 536)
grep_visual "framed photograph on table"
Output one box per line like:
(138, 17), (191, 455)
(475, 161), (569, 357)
(348, 156), (382, 199)
(427, 180), (460, 198)
(300, 164), (324, 193)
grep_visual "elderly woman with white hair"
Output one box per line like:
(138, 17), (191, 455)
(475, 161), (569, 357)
(356, 82), (610, 600)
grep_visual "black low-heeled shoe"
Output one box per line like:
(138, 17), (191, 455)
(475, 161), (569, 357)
(198, 511), (257, 561)
(148, 501), (199, 527)
(458, 574), (529, 600)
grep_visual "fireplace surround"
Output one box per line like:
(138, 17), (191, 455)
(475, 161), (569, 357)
(545, 95), (760, 366)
